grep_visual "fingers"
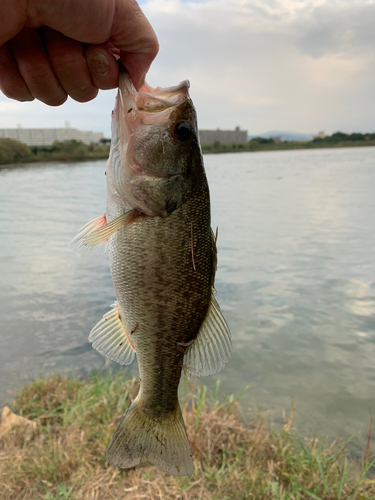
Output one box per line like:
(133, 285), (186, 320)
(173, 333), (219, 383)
(0, 43), (34, 101)
(0, 27), (120, 105)
(9, 27), (67, 106)
(31, 0), (159, 90)
(0, 0), (159, 105)
(43, 27), (98, 103)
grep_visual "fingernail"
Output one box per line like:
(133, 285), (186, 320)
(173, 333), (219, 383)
(87, 52), (109, 75)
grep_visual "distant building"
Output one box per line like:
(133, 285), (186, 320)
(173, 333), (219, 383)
(0, 122), (104, 146)
(199, 126), (247, 144)
(312, 131), (326, 140)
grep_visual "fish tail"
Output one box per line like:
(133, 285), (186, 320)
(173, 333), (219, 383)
(107, 396), (194, 476)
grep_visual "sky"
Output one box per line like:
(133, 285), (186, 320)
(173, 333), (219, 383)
(0, 0), (374, 137)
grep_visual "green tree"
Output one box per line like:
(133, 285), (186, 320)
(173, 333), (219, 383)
(0, 138), (31, 164)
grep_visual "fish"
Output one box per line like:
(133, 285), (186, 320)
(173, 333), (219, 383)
(69, 65), (231, 477)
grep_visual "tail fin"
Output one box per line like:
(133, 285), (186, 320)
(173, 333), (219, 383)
(107, 396), (194, 476)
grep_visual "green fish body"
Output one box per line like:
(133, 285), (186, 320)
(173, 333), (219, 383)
(69, 67), (231, 476)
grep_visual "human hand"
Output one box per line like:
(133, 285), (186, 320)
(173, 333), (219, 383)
(0, 0), (159, 106)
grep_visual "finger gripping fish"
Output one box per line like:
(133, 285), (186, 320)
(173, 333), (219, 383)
(69, 66), (231, 476)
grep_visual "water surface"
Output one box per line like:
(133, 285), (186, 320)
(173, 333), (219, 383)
(1, 148), (375, 447)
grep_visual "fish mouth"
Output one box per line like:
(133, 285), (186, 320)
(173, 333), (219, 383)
(136, 81), (190, 113)
(118, 70), (190, 118)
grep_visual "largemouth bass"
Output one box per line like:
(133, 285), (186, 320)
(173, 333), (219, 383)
(69, 66), (231, 476)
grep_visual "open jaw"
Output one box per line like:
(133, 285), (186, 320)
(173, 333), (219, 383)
(136, 81), (190, 112)
(118, 69), (191, 115)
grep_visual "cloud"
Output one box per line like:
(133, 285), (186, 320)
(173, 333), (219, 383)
(1, 0), (375, 136)
(141, 0), (375, 133)
(290, 1), (375, 58)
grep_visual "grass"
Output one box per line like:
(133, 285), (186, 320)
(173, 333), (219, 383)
(0, 371), (374, 500)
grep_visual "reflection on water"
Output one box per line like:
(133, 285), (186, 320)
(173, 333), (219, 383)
(1, 148), (375, 447)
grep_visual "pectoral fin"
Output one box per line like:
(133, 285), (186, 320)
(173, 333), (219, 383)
(68, 211), (133, 255)
(183, 293), (231, 378)
(89, 302), (135, 365)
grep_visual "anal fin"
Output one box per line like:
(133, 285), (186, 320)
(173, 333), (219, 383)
(89, 302), (135, 365)
(183, 293), (232, 378)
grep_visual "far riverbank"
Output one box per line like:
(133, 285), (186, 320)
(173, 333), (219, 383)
(0, 138), (110, 167)
(201, 138), (375, 155)
(1, 133), (375, 167)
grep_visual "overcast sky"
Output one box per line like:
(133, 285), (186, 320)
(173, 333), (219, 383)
(0, 0), (374, 137)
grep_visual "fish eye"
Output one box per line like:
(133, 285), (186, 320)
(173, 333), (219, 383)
(172, 121), (193, 143)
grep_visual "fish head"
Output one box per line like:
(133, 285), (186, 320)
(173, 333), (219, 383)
(108, 67), (203, 217)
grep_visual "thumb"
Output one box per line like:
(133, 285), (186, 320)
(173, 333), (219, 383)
(110, 0), (159, 89)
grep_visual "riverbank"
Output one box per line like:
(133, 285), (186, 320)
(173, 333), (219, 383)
(201, 138), (375, 154)
(1, 136), (375, 168)
(0, 138), (110, 166)
(1, 372), (374, 500)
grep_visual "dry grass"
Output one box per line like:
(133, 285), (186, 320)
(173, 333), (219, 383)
(0, 371), (374, 500)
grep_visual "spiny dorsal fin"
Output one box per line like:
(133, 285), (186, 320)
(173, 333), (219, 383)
(89, 302), (136, 365)
(68, 211), (133, 255)
(183, 293), (231, 378)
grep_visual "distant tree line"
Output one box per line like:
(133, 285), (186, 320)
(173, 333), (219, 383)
(0, 138), (32, 164)
(312, 131), (375, 144)
(0, 138), (110, 165)
(248, 137), (276, 145)
(201, 131), (375, 154)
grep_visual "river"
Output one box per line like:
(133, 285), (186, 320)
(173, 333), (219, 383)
(1, 147), (375, 447)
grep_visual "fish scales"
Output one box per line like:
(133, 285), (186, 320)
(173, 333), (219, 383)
(110, 176), (212, 415)
(69, 65), (231, 477)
